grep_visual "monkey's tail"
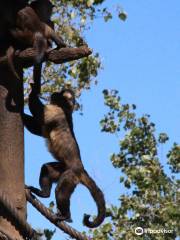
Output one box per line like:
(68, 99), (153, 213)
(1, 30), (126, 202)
(6, 46), (20, 80)
(80, 170), (106, 228)
(33, 32), (47, 64)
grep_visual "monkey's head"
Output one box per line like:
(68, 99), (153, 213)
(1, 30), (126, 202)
(50, 89), (75, 112)
(30, 0), (54, 20)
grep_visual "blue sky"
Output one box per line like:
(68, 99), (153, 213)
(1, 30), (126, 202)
(25, 0), (180, 239)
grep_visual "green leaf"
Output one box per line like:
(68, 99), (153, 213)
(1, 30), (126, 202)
(118, 11), (128, 21)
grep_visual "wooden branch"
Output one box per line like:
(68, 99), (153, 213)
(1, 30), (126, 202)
(0, 46), (92, 68)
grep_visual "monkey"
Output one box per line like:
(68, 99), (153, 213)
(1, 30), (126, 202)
(7, 1), (66, 92)
(23, 86), (106, 228)
(13, 3), (66, 52)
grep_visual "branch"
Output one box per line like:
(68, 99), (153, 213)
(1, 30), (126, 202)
(26, 189), (91, 240)
(0, 46), (92, 68)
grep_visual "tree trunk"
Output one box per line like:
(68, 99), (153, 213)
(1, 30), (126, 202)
(0, 61), (26, 239)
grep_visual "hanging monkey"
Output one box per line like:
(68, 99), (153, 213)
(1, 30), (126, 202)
(23, 86), (106, 228)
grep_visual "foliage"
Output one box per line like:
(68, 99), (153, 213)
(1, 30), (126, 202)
(26, 1), (179, 240)
(167, 144), (180, 173)
(89, 89), (179, 240)
(25, 0), (126, 103)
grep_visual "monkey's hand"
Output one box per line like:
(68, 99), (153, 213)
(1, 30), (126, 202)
(29, 82), (39, 96)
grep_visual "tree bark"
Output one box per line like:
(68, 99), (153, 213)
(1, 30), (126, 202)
(0, 61), (26, 239)
(0, 45), (92, 68)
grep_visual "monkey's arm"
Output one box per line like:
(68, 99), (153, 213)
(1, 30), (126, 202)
(50, 29), (66, 48)
(22, 113), (42, 136)
(53, 34), (66, 48)
(33, 64), (42, 95)
(29, 86), (44, 123)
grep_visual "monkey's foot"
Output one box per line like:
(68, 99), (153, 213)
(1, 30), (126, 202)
(56, 213), (73, 223)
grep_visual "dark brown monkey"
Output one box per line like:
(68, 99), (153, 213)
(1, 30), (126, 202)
(23, 87), (106, 228)
(12, 2), (64, 48)
(8, 2), (66, 91)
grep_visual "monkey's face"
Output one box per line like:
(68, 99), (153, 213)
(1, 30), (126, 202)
(62, 91), (75, 111)
(51, 90), (75, 112)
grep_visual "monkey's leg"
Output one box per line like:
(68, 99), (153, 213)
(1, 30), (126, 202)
(55, 170), (79, 222)
(28, 162), (65, 198)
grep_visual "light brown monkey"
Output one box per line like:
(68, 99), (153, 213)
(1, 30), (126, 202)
(23, 87), (106, 228)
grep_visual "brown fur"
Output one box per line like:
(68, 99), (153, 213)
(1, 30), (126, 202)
(8, 1), (66, 92)
(24, 88), (106, 228)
